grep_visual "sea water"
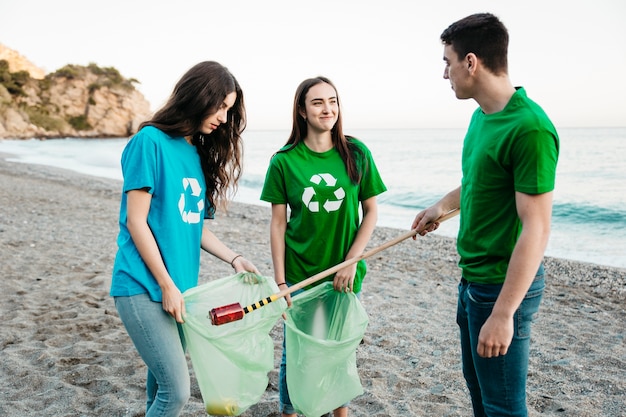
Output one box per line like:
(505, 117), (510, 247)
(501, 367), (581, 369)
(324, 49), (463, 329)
(1, 127), (624, 269)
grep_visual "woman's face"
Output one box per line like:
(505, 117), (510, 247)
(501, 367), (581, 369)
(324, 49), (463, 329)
(300, 82), (339, 133)
(200, 91), (237, 135)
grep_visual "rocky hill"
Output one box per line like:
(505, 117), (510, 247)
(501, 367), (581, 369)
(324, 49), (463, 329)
(0, 45), (45, 79)
(0, 44), (151, 139)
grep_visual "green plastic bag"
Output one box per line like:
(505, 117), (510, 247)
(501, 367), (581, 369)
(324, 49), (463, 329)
(182, 272), (287, 416)
(285, 282), (368, 417)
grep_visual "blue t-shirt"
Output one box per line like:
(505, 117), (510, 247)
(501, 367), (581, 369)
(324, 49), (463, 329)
(110, 126), (208, 301)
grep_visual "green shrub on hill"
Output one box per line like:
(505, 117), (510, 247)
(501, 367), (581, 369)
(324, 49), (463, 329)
(68, 115), (92, 131)
(51, 64), (82, 79)
(0, 59), (29, 96)
(24, 105), (66, 131)
(53, 63), (137, 91)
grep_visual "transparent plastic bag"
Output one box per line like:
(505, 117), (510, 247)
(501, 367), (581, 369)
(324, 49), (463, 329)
(285, 282), (368, 417)
(182, 272), (287, 416)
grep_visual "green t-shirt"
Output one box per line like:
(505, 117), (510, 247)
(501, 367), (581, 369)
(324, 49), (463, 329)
(459, 87), (559, 283)
(260, 138), (386, 293)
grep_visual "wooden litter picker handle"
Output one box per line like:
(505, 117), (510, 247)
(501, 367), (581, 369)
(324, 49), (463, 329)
(209, 208), (459, 325)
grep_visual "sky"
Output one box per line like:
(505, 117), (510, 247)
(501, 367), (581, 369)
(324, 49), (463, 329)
(1, 0), (625, 130)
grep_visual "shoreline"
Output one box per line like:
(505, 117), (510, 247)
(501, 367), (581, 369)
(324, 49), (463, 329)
(0, 157), (624, 416)
(2, 136), (625, 270)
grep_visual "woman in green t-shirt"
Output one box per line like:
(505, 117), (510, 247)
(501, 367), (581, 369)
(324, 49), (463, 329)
(261, 76), (386, 417)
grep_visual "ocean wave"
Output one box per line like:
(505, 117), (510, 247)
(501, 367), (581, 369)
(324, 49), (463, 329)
(553, 202), (626, 226)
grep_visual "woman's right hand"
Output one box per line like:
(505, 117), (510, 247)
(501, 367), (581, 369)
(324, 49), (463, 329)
(161, 284), (186, 323)
(284, 293), (292, 308)
(277, 293), (293, 321)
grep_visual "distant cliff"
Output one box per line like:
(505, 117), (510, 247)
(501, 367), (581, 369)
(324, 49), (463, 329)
(0, 44), (151, 139)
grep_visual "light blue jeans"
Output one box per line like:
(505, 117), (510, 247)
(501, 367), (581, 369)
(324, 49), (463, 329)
(456, 265), (545, 417)
(115, 294), (190, 417)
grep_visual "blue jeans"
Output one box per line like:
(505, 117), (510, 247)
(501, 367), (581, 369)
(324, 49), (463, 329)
(279, 286), (303, 415)
(115, 294), (190, 417)
(456, 266), (544, 417)
(279, 328), (295, 415)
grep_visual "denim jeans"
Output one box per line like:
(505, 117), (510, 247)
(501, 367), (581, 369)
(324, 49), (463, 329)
(278, 286), (303, 415)
(456, 265), (545, 417)
(115, 294), (190, 417)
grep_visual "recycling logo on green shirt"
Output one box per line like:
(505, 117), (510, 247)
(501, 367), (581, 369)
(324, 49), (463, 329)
(302, 173), (345, 213)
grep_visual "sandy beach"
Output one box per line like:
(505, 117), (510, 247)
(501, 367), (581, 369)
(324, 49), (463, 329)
(0, 155), (624, 417)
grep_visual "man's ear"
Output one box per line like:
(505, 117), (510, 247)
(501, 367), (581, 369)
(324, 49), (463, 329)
(466, 53), (478, 74)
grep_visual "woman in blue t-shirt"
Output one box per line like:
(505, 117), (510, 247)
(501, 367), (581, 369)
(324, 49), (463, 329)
(111, 61), (259, 417)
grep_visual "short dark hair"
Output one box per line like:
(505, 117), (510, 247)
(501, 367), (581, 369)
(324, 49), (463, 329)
(440, 13), (509, 75)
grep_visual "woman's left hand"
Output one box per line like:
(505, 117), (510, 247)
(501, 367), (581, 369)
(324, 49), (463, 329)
(232, 256), (260, 275)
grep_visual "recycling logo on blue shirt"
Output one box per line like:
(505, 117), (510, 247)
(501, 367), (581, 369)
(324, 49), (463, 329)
(178, 177), (204, 224)
(302, 173), (345, 213)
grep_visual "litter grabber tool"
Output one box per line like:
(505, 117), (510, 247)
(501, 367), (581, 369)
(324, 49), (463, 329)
(209, 208), (460, 325)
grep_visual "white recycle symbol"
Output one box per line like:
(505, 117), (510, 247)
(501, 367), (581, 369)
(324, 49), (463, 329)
(302, 173), (345, 213)
(178, 177), (204, 224)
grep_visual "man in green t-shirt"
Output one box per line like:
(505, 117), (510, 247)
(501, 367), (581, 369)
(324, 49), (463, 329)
(412, 13), (559, 417)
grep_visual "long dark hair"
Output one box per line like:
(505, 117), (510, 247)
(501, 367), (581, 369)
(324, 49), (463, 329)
(140, 61), (246, 211)
(281, 76), (365, 184)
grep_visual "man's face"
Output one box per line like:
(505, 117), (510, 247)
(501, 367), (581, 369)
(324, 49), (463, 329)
(443, 44), (471, 100)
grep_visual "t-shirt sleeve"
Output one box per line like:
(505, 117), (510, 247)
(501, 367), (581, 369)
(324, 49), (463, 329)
(513, 130), (559, 194)
(260, 154), (287, 204)
(357, 143), (387, 201)
(120, 128), (158, 194)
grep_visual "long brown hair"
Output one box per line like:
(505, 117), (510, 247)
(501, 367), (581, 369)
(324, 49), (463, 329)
(140, 61), (246, 211)
(280, 76), (364, 184)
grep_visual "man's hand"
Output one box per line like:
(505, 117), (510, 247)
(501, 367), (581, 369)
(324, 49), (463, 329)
(477, 313), (514, 358)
